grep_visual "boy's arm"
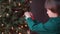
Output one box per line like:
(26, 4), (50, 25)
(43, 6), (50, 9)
(26, 18), (57, 32)
(26, 18), (47, 31)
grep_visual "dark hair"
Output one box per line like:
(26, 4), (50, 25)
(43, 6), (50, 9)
(45, 0), (60, 16)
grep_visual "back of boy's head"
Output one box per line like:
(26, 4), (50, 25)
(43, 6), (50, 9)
(45, 0), (60, 16)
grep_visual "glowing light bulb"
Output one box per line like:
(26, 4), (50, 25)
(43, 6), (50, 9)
(18, 27), (21, 29)
(1, 24), (4, 26)
(2, 32), (4, 34)
(6, 13), (9, 17)
(0, 15), (2, 17)
(30, 1), (32, 3)
(15, 11), (18, 13)
(27, 30), (30, 34)
(21, 26), (23, 28)
(19, 32), (21, 34)
(25, 25), (27, 27)
(11, 26), (14, 30)
(18, 3), (21, 6)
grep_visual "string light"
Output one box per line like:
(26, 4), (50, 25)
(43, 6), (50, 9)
(6, 13), (9, 17)
(29, 1), (32, 3)
(18, 3), (21, 6)
(15, 11), (18, 13)
(16, 30), (18, 33)
(11, 26), (14, 30)
(2, 32), (4, 34)
(27, 30), (30, 34)
(9, 0), (11, 3)
(19, 32), (21, 34)
(14, 2), (17, 6)
(18, 27), (21, 29)
(25, 25), (27, 27)
(1, 24), (4, 27)
(9, 32), (11, 34)
(21, 26), (23, 28)
(0, 15), (2, 17)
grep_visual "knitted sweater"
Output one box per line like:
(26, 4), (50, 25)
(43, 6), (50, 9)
(25, 17), (60, 34)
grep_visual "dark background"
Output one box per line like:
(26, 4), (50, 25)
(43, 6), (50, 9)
(30, 0), (49, 34)
(30, 0), (49, 23)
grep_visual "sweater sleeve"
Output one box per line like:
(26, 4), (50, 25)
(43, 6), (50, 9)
(25, 18), (57, 32)
(25, 18), (47, 31)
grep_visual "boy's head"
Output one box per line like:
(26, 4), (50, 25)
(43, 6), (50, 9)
(45, 0), (60, 17)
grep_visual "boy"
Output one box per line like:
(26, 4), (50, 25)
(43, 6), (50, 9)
(24, 0), (60, 34)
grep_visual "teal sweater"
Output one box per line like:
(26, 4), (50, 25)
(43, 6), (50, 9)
(25, 17), (60, 34)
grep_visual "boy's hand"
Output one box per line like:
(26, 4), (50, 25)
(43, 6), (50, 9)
(24, 12), (31, 18)
(24, 12), (35, 20)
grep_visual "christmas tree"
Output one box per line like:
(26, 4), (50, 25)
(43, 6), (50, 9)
(0, 0), (32, 34)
